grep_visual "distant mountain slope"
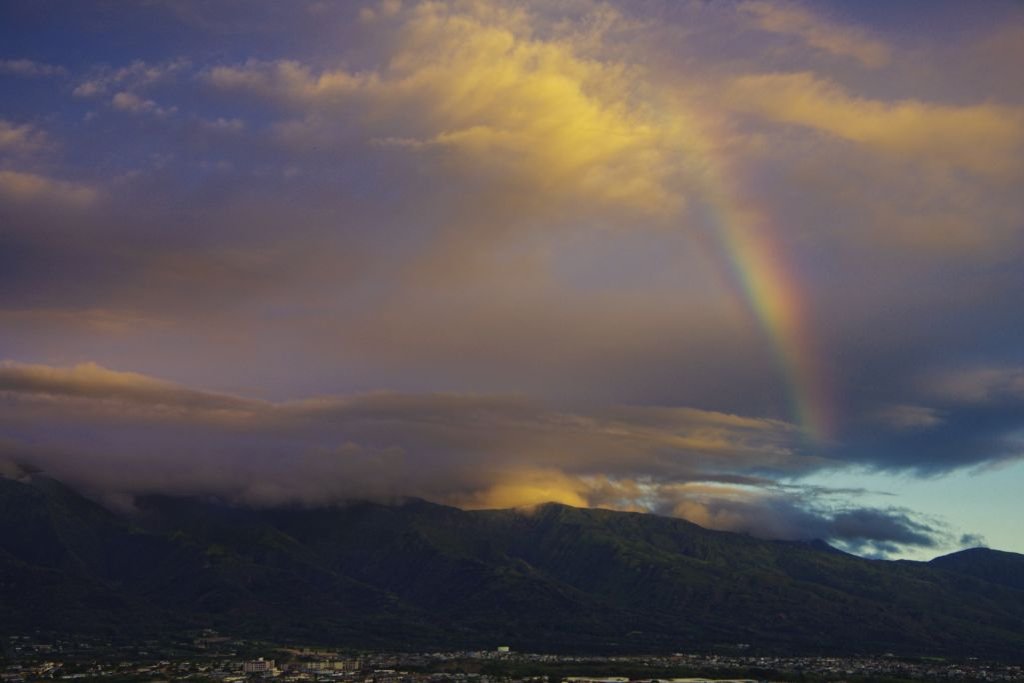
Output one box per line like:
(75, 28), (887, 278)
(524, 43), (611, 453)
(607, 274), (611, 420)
(931, 547), (1024, 591)
(1, 477), (1023, 658)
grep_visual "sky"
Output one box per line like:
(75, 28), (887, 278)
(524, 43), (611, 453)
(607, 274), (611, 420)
(1, 0), (1023, 560)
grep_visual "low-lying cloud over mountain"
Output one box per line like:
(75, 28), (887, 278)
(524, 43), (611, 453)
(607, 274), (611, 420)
(0, 361), (960, 556)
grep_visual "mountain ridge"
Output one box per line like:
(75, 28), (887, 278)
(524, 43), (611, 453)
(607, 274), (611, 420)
(1, 476), (1022, 658)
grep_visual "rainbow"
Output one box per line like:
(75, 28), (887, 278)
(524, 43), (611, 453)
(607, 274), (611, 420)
(693, 169), (835, 443)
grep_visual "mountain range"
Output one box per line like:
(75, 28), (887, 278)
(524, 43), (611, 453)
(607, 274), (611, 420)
(1, 475), (1023, 658)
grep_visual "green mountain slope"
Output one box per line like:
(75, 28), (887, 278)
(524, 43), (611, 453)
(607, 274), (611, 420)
(930, 547), (1024, 591)
(1, 477), (1022, 658)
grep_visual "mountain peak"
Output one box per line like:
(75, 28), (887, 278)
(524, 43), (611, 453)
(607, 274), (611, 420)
(929, 546), (1024, 592)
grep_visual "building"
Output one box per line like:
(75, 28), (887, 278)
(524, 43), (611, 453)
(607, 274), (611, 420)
(242, 658), (275, 674)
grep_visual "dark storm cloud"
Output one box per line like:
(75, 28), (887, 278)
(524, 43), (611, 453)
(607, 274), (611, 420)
(830, 508), (940, 550)
(838, 364), (1024, 474)
(652, 485), (946, 557)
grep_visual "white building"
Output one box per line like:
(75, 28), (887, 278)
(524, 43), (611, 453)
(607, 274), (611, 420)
(242, 658), (275, 674)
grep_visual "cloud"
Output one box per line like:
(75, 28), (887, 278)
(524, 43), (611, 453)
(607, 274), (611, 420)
(930, 366), (1024, 404)
(0, 361), (257, 415)
(829, 507), (940, 551)
(205, 59), (368, 104)
(0, 308), (170, 336)
(739, 1), (890, 68)
(358, 0), (403, 23)
(0, 360), (803, 505)
(0, 360), (949, 556)
(198, 116), (245, 133)
(206, 2), (701, 215)
(660, 483), (944, 556)
(764, 142), (1022, 253)
(111, 91), (177, 117)
(0, 120), (49, 156)
(870, 404), (944, 432)
(1, 0), (1023, 547)
(834, 364), (1024, 472)
(960, 533), (988, 548)
(726, 71), (1024, 177)
(0, 169), (97, 206)
(0, 58), (68, 78)
(452, 469), (592, 510)
(73, 59), (189, 98)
